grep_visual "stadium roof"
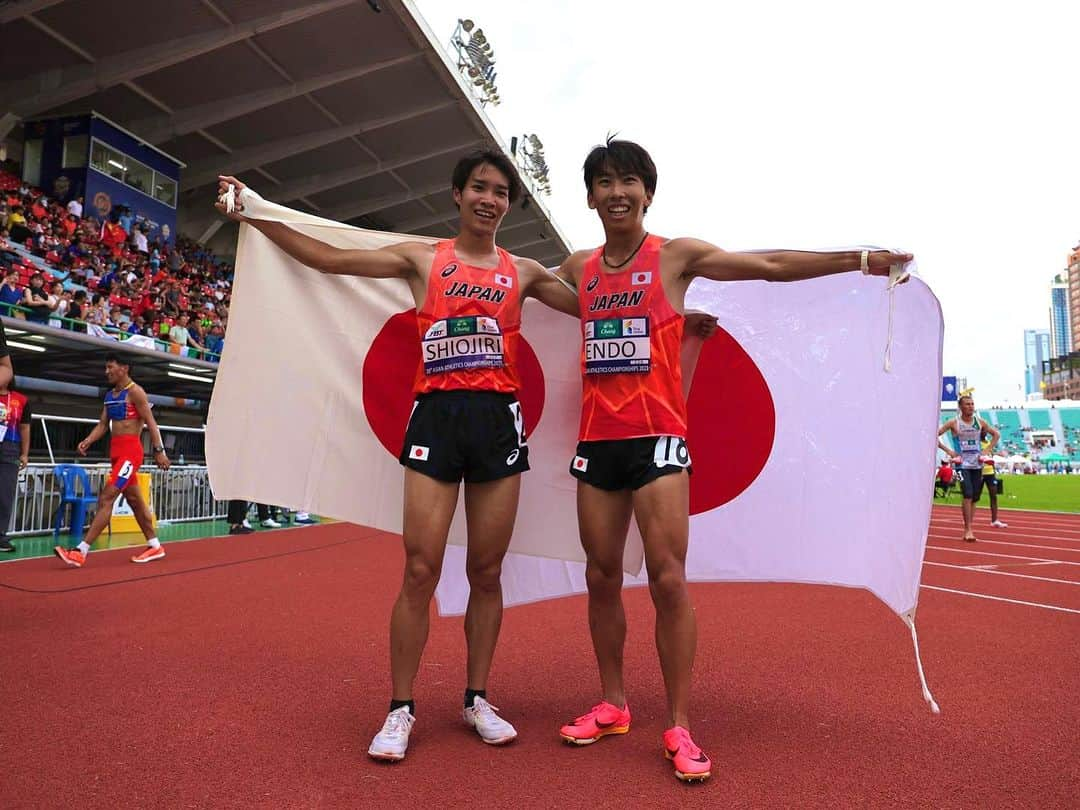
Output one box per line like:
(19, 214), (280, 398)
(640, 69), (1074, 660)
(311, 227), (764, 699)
(0, 0), (574, 399)
(0, 0), (572, 265)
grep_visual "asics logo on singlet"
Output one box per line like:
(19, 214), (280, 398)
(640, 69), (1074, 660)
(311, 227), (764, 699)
(587, 290), (645, 312)
(445, 281), (506, 304)
(440, 263), (459, 278)
(586, 275), (600, 292)
(505, 449), (520, 466)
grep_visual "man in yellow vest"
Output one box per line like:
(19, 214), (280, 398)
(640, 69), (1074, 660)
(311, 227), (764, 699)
(982, 439), (1007, 528)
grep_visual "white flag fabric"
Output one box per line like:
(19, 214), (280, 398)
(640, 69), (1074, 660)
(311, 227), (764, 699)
(206, 196), (942, 620)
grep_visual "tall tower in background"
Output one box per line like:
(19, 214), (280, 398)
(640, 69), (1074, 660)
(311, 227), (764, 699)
(1069, 245), (1080, 356)
(1024, 328), (1051, 397)
(1049, 271), (1072, 358)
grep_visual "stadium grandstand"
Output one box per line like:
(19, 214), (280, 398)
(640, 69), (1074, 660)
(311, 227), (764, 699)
(0, 0), (571, 543)
(939, 399), (1080, 471)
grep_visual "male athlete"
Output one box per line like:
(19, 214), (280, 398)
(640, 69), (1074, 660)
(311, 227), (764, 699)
(216, 151), (583, 761)
(937, 395), (1000, 541)
(553, 138), (911, 782)
(55, 354), (172, 566)
(981, 438), (1007, 528)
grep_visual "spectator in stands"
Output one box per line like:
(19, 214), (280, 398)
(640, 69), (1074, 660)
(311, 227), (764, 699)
(204, 322), (225, 358)
(167, 246), (183, 275)
(0, 270), (21, 315)
(22, 273), (54, 324)
(133, 224), (149, 255)
(169, 313), (205, 356)
(118, 206), (134, 234)
(67, 196), (83, 219)
(0, 320), (30, 552)
(5, 204), (28, 242)
(68, 289), (87, 332)
(47, 281), (68, 327)
(934, 460), (955, 498)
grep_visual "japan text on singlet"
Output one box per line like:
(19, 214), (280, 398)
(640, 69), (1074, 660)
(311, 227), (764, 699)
(413, 239), (522, 394)
(577, 235), (687, 441)
(956, 415), (984, 469)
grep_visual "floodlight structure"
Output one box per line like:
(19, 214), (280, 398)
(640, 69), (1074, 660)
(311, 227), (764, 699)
(451, 19), (501, 108)
(518, 133), (552, 195)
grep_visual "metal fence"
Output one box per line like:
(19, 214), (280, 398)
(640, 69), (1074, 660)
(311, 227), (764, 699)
(9, 463), (227, 537)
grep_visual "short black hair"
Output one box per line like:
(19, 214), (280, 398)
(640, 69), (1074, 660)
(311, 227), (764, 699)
(104, 353), (128, 367)
(451, 150), (522, 205)
(583, 136), (658, 197)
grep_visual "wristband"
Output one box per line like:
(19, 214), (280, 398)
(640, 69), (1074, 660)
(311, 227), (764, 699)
(860, 250), (870, 275)
(152, 445), (165, 454)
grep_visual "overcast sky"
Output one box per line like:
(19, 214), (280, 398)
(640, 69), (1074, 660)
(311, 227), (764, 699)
(414, 0), (1079, 403)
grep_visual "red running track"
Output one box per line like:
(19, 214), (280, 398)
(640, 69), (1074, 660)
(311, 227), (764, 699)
(0, 508), (1077, 808)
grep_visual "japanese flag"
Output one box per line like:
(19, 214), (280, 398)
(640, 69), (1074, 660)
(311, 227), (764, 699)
(207, 193), (940, 625)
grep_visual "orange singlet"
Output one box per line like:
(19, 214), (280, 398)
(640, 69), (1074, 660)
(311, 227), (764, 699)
(577, 235), (687, 441)
(413, 239), (522, 394)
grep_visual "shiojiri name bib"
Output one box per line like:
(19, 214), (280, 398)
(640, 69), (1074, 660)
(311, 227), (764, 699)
(584, 317), (651, 374)
(423, 315), (505, 375)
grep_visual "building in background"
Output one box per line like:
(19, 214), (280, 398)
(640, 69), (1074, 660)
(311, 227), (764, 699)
(1050, 272), (1072, 359)
(21, 113), (181, 246)
(1024, 328), (1051, 398)
(1069, 246), (1080, 355)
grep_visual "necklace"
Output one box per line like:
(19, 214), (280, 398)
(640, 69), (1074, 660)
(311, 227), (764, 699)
(602, 232), (649, 269)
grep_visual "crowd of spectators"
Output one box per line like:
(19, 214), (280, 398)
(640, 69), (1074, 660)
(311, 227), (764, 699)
(0, 170), (231, 361)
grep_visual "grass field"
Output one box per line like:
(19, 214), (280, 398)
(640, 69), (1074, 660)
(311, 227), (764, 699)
(934, 473), (1080, 512)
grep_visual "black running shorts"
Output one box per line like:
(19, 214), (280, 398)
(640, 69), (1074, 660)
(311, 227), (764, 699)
(569, 436), (692, 492)
(958, 468), (984, 501)
(399, 390), (529, 483)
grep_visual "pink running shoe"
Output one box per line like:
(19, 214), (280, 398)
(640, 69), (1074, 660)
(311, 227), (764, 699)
(559, 701), (631, 745)
(663, 726), (711, 782)
(54, 547), (86, 568)
(131, 545), (166, 563)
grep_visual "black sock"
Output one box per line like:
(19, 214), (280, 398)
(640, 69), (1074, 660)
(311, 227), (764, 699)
(389, 699), (415, 716)
(464, 688), (486, 708)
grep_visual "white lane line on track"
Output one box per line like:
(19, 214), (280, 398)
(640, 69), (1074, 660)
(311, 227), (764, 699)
(926, 533), (1080, 554)
(923, 561), (1080, 586)
(929, 524), (1080, 543)
(930, 519), (1080, 534)
(920, 584), (1080, 615)
(924, 545), (1080, 565)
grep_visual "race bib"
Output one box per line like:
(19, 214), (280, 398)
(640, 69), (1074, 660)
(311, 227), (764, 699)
(584, 317), (651, 374)
(422, 316), (504, 375)
(654, 436), (691, 469)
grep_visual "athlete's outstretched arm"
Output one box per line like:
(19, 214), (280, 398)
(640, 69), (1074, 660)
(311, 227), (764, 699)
(667, 238), (911, 283)
(215, 176), (428, 279)
(129, 386), (171, 470)
(77, 407), (110, 455)
(518, 258), (579, 317)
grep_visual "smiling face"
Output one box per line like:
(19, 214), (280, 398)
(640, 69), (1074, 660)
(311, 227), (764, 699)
(453, 162), (511, 236)
(104, 359), (128, 386)
(587, 163), (653, 233)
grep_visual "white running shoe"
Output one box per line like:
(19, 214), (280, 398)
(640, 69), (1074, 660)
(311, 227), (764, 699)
(463, 697), (517, 745)
(261, 518), (282, 528)
(368, 707), (415, 761)
(991, 520), (1008, 528)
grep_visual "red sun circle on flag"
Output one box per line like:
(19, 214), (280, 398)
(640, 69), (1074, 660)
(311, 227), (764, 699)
(685, 327), (775, 515)
(362, 311), (546, 457)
